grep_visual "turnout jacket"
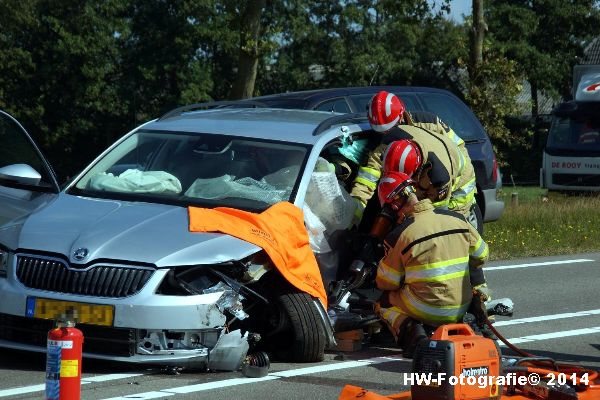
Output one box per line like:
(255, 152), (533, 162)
(350, 111), (476, 218)
(376, 199), (488, 326)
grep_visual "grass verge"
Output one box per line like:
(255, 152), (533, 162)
(483, 186), (600, 260)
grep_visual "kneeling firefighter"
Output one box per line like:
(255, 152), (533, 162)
(374, 171), (489, 357)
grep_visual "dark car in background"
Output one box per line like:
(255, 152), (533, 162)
(251, 86), (504, 223)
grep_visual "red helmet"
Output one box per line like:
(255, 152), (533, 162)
(382, 139), (423, 176)
(377, 171), (416, 208)
(368, 91), (406, 132)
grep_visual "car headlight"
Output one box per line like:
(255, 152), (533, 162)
(0, 247), (9, 278)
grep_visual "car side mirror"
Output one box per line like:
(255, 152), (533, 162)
(0, 164), (42, 186)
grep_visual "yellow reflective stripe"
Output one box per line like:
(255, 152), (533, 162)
(453, 178), (476, 198)
(449, 195), (476, 210)
(447, 131), (464, 146)
(401, 289), (470, 322)
(361, 167), (381, 178)
(457, 150), (465, 175)
(470, 239), (488, 259)
(377, 261), (403, 283)
(354, 197), (367, 210)
(355, 176), (377, 189)
(409, 257), (469, 272)
(405, 266), (468, 283)
(381, 307), (404, 326)
(405, 258), (468, 283)
(357, 167), (381, 184)
(432, 198), (451, 208)
(407, 270), (467, 283)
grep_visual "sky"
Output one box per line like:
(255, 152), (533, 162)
(445, 0), (472, 21)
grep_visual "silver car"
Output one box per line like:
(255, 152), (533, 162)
(0, 107), (371, 368)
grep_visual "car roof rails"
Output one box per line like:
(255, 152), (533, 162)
(312, 112), (369, 136)
(158, 100), (269, 121)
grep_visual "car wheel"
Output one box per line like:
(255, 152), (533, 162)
(468, 202), (484, 235)
(263, 288), (326, 363)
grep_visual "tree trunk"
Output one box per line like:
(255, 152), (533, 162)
(469, 0), (487, 82)
(530, 79), (539, 118)
(229, 0), (266, 100)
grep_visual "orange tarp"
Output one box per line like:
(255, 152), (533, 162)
(188, 201), (327, 309)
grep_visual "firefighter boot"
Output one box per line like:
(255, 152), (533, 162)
(399, 319), (428, 359)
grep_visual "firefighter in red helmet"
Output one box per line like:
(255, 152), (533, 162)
(351, 91), (477, 225)
(374, 171), (489, 357)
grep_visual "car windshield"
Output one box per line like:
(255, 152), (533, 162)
(71, 130), (309, 211)
(547, 106), (600, 151)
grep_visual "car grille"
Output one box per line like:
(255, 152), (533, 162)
(0, 313), (137, 357)
(552, 173), (600, 187)
(16, 255), (154, 298)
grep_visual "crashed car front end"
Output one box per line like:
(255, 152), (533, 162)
(0, 244), (268, 369)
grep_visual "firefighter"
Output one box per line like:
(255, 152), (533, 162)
(374, 171), (489, 357)
(350, 90), (477, 223)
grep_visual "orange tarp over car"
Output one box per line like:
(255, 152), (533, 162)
(188, 201), (327, 309)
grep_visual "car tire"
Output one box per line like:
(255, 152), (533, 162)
(257, 283), (326, 363)
(468, 202), (484, 235)
(274, 290), (326, 362)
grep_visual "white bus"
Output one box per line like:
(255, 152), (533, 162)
(541, 65), (600, 191)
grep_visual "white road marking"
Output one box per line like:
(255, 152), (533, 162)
(486, 259), (594, 271)
(104, 392), (172, 399)
(84, 373), (147, 383)
(271, 356), (401, 378)
(0, 373), (145, 398)
(502, 326), (600, 344)
(98, 322), (600, 400)
(3, 267), (600, 400)
(495, 308), (600, 327)
(4, 316), (600, 400)
(0, 384), (48, 398)
(101, 356), (406, 399)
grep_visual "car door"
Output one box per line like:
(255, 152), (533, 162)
(0, 110), (59, 225)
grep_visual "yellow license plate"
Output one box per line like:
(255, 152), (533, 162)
(27, 297), (114, 326)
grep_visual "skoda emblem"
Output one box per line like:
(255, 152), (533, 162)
(73, 248), (89, 261)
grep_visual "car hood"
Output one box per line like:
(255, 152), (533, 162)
(0, 194), (261, 267)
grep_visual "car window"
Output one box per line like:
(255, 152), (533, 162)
(350, 94), (420, 113)
(418, 93), (484, 141)
(72, 131), (308, 211)
(0, 113), (55, 187)
(314, 98), (351, 113)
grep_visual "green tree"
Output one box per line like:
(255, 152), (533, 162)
(486, 0), (600, 117)
(259, 0), (455, 94)
(122, 0), (217, 121)
(0, 0), (130, 179)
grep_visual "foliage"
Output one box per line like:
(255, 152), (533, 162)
(0, 0), (130, 178)
(122, 0), (218, 119)
(259, 0), (456, 94)
(486, 0), (600, 114)
(0, 0), (597, 179)
(461, 42), (525, 163)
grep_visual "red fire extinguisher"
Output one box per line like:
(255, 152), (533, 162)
(45, 320), (84, 400)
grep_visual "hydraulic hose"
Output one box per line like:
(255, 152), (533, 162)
(484, 318), (599, 387)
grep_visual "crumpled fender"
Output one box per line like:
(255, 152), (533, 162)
(188, 202), (328, 309)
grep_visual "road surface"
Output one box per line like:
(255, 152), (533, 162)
(1, 252), (599, 399)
